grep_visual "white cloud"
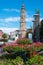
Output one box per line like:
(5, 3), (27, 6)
(5, 17), (20, 22)
(0, 17), (33, 22)
(3, 9), (20, 12)
(0, 16), (42, 23)
(5, 17), (33, 22)
(26, 17), (33, 22)
(0, 17), (20, 22)
(0, 27), (18, 34)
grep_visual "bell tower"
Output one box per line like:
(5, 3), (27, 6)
(20, 4), (26, 38)
(33, 10), (40, 31)
(33, 10), (40, 42)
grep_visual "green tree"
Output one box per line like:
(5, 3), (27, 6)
(40, 20), (43, 42)
(2, 33), (8, 43)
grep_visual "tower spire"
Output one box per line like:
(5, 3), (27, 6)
(21, 4), (24, 9)
(20, 4), (26, 38)
(20, 4), (26, 30)
(36, 9), (40, 14)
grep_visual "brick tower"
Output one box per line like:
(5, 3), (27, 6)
(20, 4), (26, 38)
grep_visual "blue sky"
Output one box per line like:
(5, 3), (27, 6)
(0, 0), (43, 34)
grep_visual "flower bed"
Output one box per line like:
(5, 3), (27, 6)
(0, 41), (43, 65)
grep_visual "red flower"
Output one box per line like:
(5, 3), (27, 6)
(30, 53), (33, 58)
(33, 51), (36, 56)
(28, 48), (30, 51)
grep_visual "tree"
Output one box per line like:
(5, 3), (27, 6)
(2, 33), (8, 43)
(40, 20), (43, 42)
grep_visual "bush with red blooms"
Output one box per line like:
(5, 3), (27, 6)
(3, 45), (28, 53)
(1, 42), (43, 65)
(17, 38), (31, 44)
(27, 43), (43, 58)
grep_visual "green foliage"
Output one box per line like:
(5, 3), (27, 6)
(11, 56), (24, 65)
(29, 55), (43, 65)
(2, 43), (43, 65)
(3, 46), (15, 53)
(3, 45), (28, 53)
(29, 45), (35, 53)
(1, 44), (43, 65)
(0, 56), (24, 65)
(29, 44), (43, 54)
(1, 39), (8, 42)
(40, 44), (43, 50)
(17, 38), (31, 44)
(2, 33), (8, 42)
(2, 45), (28, 59)
(2, 33), (7, 39)
(0, 55), (43, 65)
(29, 54), (39, 64)
(14, 46), (27, 52)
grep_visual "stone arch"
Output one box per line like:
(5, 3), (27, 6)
(26, 29), (32, 40)
(26, 32), (32, 40)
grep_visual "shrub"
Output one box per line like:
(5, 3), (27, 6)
(3, 45), (15, 53)
(0, 56), (24, 65)
(2, 45), (29, 59)
(29, 44), (43, 54)
(11, 56), (24, 65)
(17, 38), (31, 44)
(29, 54), (43, 65)
(3, 45), (28, 53)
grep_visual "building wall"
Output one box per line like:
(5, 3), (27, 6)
(10, 31), (18, 41)
(0, 30), (3, 39)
